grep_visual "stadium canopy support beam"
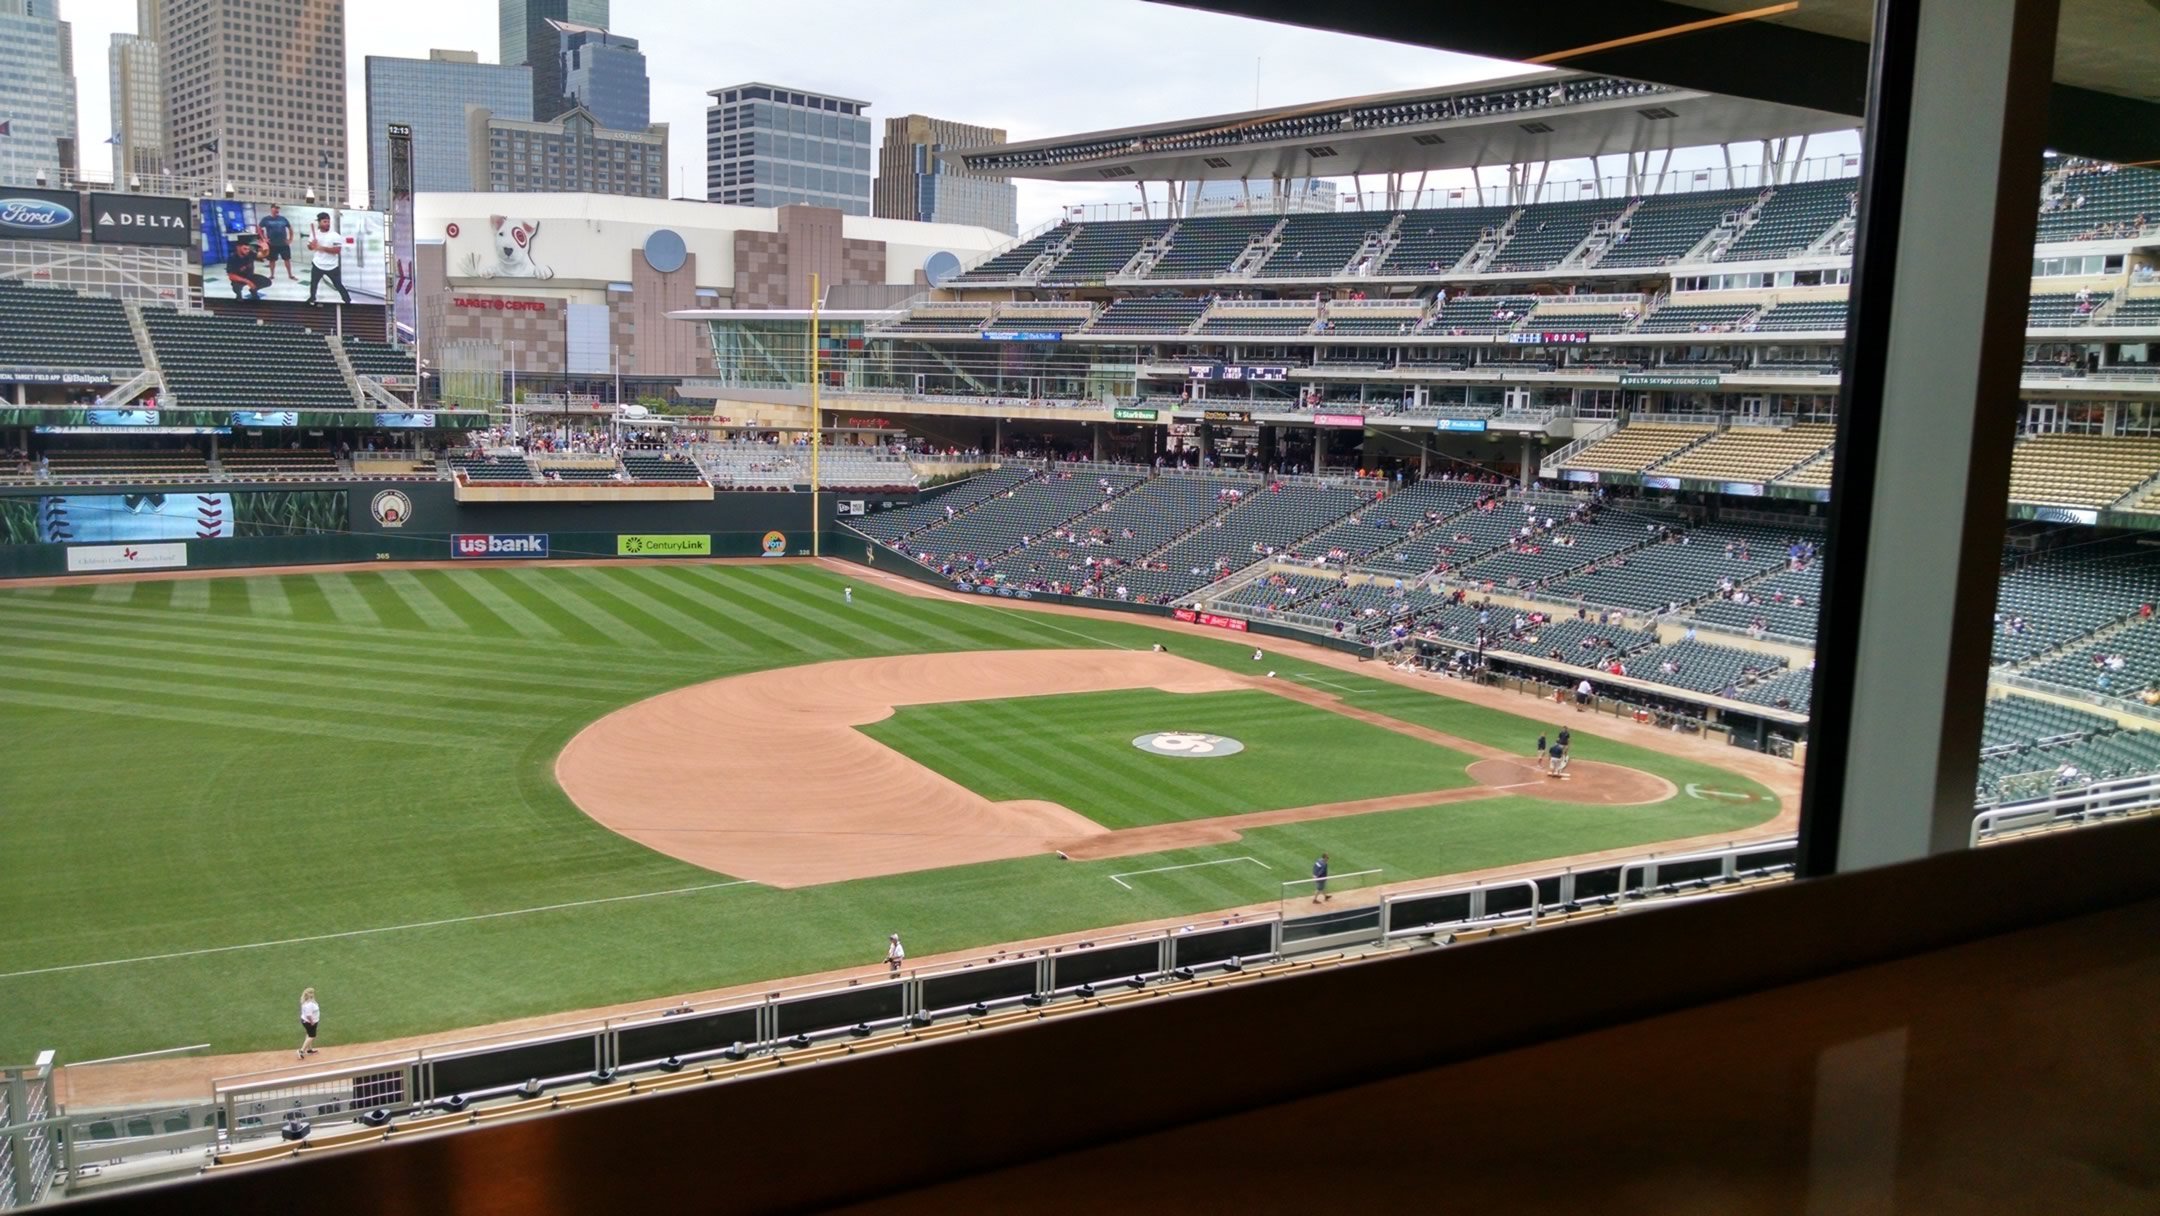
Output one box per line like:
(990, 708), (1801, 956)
(1799, 0), (2059, 874)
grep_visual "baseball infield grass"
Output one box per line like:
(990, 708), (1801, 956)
(859, 689), (1478, 828)
(0, 563), (1779, 1063)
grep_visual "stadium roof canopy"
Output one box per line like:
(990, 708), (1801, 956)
(1163, 0), (2160, 167)
(946, 71), (1855, 184)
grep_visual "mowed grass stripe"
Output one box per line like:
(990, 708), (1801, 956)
(492, 569), (633, 647)
(166, 579), (211, 612)
(344, 571), (430, 631)
(653, 567), (849, 657)
(3, 683), (488, 749)
(242, 573), (295, 619)
(378, 569), (481, 633)
(309, 572), (386, 628)
(265, 575), (342, 625)
(560, 566), (734, 652)
(419, 571), (532, 638)
(755, 568), (976, 653)
(3, 660), (537, 735)
(4, 651), (588, 727)
(612, 568), (775, 652)
(88, 581), (137, 606)
(449, 571), (566, 641)
(545, 568), (709, 650)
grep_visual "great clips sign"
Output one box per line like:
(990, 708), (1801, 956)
(0, 189), (83, 241)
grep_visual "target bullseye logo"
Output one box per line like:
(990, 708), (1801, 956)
(1132, 732), (1245, 758)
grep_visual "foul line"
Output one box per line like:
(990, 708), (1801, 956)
(1109, 856), (1271, 890)
(0, 879), (756, 982)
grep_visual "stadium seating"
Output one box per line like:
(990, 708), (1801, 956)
(1754, 300), (1848, 331)
(1087, 297), (1207, 335)
(854, 465), (1036, 542)
(340, 336), (416, 380)
(1597, 188), (1759, 268)
(621, 451), (706, 482)
(1488, 199), (1627, 272)
(1317, 302), (1427, 336)
(954, 226), (1069, 282)
(989, 303), (1095, 333)
(2101, 297), (2160, 327)
(882, 303), (993, 334)
(2027, 292), (2112, 327)
(1284, 479), (1496, 564)
(1458, 515), (1651, 589)
(1146, 215), (1279, 278)
(1735, 667), (1815, 713)
(1656, 424), (1837, 483)
(449, 453), (537, 482)
(36, 449), (210, 482)
(1720, 179), (1854, 261)
(2005, 433), (2160, 508)
(1196, 303), (1317, 336)
(1779, 453), (1835, 488)
(143, 310), (357, 411)
(1691, 565), (1824, 641)
(1423, 294), (1538, 335)
(1488, 614), (1660, 665)
(1378, 207), (1513, 276)
(0, 281), (146, 371)
(1989, 544), (2160, 664)
(1040, 221), (1169, 285)
(1104, 480), (1371, 602)
(1547, 525), (1796, 613)
(1622, 638), (1787, 695)
(906, 469), (1148, 563)
(696, 443), (917, 490)
(1559, 423), (1715, 474)
(1263, 213), (1389, 277)
(1518, 308), (1636, 334)
(1635, 303), (1760, 334)
(221, 449), (341, 478)
(989, 475), (1246, 584)
(2034, 162), (2160, 242)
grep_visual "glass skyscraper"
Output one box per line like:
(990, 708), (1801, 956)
(705, 83), (872, 214)
(498, 0), (605, 77)
(364, 51), (532, 206)
(555, 21), (648, 131)
(0, 0), (79, 188)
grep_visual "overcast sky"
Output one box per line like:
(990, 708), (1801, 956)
(66, 0), (1857, 230)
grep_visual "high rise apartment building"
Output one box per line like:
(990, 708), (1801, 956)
(364, 50), (531, 207)
(0, 0), (80, 187)
(706, 83), (871, 214)
(467, 105), (665, 197)
(162, 0), (346, 199)
(872, 114), (1016, 235)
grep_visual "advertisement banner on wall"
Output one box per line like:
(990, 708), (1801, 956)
(0, 189), (84, 242)
(617, 534), (712, 557)
(1619, 373), (1722, 388)
(65, 542), (188, 573)
(454, 533), (549, 558)
(1434, 417), (1489, 432)
(1112, 407), (1159, 421)
(1173, 607), (1251, 632)
(89, 193), (194, 247)
(40, 493), (234, 542)
(1313, 413), (1366, 428)
(200, 199), (387, 304)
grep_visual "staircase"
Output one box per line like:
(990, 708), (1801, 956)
(324, 334), (368, 409)
(1230, 218), (1291, 278)
(1699, 192), (1773, 263)
(1024, 230), (1080, 282)
(1346, 214), (1405, 276)
(1575, 199), (1646, 269)
(1806, 212), (1857, 257)
(121, 301), (168, 400)
(1118, 222), (1179, 279)
(1458, 209), (1523, 274)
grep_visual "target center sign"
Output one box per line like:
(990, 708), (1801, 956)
(1132, 732), (1245, 758)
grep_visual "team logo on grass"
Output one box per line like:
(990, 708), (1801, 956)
(1132, 732), (1245, 758)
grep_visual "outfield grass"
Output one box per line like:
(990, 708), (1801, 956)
(859, 688), (1477, 828)
(0, 564), (1780, 1062)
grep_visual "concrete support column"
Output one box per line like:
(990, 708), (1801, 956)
(1314, 427), (1329, 472)
(1799, 0), (2058, 873)
(1520, 436), (1535, 490)
(993, 417), (1003, 456)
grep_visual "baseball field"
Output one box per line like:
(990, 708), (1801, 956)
(0, 560), (1787, 1069)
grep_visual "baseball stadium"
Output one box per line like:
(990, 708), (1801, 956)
(3, 2), (2159, 1212)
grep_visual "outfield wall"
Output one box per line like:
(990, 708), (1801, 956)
(0, 483), (913, 579)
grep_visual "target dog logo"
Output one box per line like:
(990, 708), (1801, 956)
(1132, 732), (1246, 758)
(370, 489), (413, 528)
(453, 533), (548, 559)
(760, 531), (788, 557)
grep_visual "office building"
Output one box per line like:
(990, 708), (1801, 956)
(364, 51), (531, 208)
(109, 1), (164, 182)
(163, 0), (346, 199)
(554, 21), (647, 132)
(1182, 177), (1338, 216)
(499, 0), (606, 121)
(705, 82), (871, 214)
(0, 0), (79, 188)
(873, 113), (1015, 235)
(467, 105), (665, 197)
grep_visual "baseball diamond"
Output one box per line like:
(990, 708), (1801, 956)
(0, 559), (1789, 1089)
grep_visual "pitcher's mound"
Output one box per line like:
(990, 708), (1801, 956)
(1467, 757), (1675, 806)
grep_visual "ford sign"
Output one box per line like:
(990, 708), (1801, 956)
(0, 189), (83, 240)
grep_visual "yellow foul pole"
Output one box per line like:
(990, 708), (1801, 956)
(809, 272), (821, 558)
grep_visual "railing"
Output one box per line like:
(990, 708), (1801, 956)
(0, 1054), (57, 1210)
(1540, 419), (1620, 474)
(1971, 772), (2160, 843)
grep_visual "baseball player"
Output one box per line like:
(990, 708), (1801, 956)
(1311, 852), (1331, 903)
(1547, 742), (1570, 778)
(844, 586), (853, 605)
(885, 933), (905, 975)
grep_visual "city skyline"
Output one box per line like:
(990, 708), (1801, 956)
(51, 0), (1840, 232)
